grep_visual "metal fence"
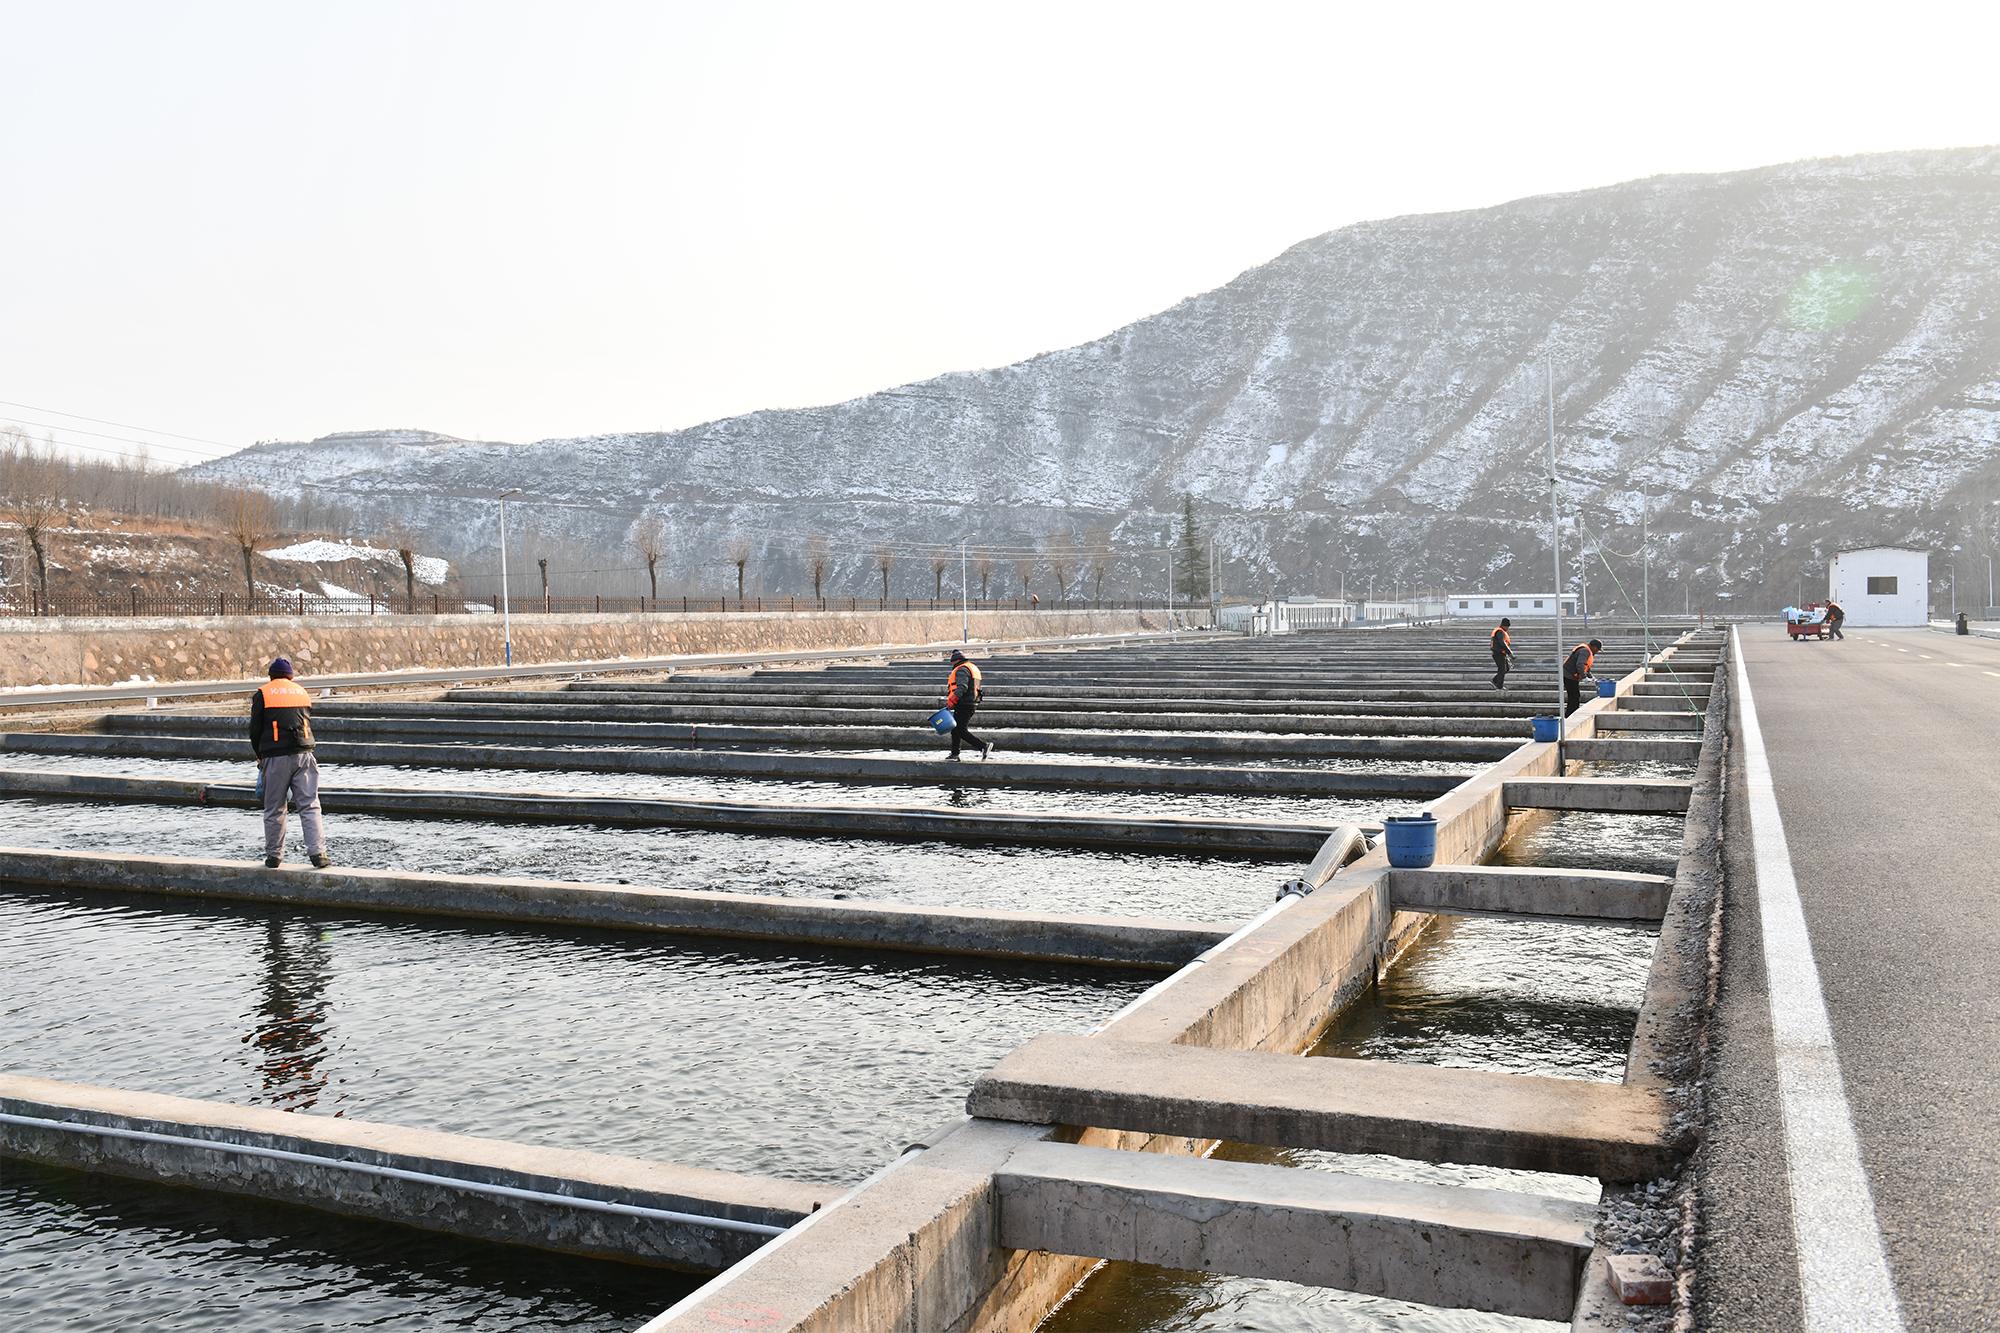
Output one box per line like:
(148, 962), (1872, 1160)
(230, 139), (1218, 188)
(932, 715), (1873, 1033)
(0, 590), (1173, 619)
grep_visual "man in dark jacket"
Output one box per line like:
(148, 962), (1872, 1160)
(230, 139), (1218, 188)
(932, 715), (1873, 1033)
(1825, 600), (1845, 640)
(250, 657), (330, 868)
(1562, 638), (1603, 716)
(942, 649), (992, 761)
(1490, 618), (1515, 689)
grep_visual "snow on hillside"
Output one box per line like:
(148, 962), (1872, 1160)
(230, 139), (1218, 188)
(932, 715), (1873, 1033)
(188, 147), (2000, 608)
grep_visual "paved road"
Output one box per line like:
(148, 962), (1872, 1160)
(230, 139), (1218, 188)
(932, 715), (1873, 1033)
(1700, 626), (2000, 1332)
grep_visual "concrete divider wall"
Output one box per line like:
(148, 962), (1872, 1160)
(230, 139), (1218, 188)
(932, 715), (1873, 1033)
(0, 1074), (825, 1271)
(0, 608), (1158, 689)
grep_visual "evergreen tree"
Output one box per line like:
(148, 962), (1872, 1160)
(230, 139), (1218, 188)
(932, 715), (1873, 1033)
(1174, 493), (1210, 602)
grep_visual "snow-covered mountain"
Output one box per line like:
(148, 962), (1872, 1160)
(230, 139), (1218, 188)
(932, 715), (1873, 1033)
(189, 147), (2000, 607)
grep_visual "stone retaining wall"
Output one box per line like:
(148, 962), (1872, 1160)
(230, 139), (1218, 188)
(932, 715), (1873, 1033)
(0, 609), (1161, 688)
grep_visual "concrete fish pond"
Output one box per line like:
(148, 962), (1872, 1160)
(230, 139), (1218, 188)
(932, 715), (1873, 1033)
(0, 625), (1728, 1332)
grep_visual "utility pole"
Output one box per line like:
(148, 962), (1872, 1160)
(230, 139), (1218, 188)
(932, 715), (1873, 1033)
(1641, 496), (1650, 662)
(1208, 536), (1217, 628)
(496, 488), (522, 667)
(959, 539), (968, 644)
(1546, 356), (1565, 753)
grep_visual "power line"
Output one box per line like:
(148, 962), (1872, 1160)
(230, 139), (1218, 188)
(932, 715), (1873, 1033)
(0, 398), (241, 458)
(0, 416), (229, 465)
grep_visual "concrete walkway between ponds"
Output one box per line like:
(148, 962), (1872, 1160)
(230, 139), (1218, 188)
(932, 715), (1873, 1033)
(970, 1034), (1678, 1179)
(0, 1073), (824, 1271)
(993, 1140), (1594, 1323)
(0, 767), (1340, 857)
(0, 847), (1233, 970)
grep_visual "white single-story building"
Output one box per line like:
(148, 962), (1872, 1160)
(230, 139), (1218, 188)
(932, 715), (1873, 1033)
(1360, 597), (1447, 621)
(1446, 593), (1579, 617)
(1828, 547), (1929, 626)
(1219, 597), (1353, 633)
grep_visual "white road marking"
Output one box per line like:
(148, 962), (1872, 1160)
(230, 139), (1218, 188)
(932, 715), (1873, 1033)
(1896, 648), (1910, 654)
(1733, 630), (1907, 1331)
(1986, 671), (2000, 679)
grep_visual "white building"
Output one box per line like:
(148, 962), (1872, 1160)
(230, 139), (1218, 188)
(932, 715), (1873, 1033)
(1219, 597), (1353, 634)
(1828, 547), (1929, 626)
(1359, 597), (1447, 621)
(1446, 593), (1578, 618)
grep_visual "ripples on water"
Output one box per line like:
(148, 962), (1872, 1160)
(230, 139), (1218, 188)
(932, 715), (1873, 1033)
(0, 890), (1143, 1182)
(1041, 916), (1655, 1333)
(0, 1159), (689, 1333)
(0, 796), (1275, 922)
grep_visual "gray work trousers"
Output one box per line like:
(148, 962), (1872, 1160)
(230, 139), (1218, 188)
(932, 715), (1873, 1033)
(260, 751), (326, 858)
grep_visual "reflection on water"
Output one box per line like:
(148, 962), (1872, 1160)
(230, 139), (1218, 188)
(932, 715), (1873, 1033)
(248, 919), (335, 1110)
(1041, 916), (1653, 1333)
(0, 1158), (692, 1333)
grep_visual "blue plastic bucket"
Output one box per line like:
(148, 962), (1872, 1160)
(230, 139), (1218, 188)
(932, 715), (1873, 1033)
(1383, 814), (1437, 869)
(927, 708), (956, 734)
(1531, 716), (1560, 743)
(1597, 678), (1618, 698)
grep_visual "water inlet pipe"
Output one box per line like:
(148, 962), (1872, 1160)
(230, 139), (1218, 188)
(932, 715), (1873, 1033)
(635, 1143), (927, 1333)
(0, 1112), (787, 1237)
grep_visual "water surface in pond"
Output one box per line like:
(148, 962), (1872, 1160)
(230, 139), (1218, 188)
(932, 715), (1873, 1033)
(0, 1159), (690, 1333)
(0, 796), (1275, 921)
(0, 889), (1142, 1185)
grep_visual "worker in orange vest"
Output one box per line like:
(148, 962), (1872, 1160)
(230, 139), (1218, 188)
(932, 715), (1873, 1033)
(1562, 638), (1602, 716)
(943, 649), (993, 761)
(249, 657), (331, 869)
(1490, 617), (1515, 690)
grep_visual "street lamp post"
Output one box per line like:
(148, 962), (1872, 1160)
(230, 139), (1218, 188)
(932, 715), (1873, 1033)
(496, 488), (522, 667)
(1546, 356), (1565, 749)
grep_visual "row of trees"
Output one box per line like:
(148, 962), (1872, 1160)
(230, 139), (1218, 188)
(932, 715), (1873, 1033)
(1, 428), (430, 610)
(620, 495), (1218, 606)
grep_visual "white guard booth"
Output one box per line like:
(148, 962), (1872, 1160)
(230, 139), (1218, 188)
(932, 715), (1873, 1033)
(1827, 547), (1929, 626)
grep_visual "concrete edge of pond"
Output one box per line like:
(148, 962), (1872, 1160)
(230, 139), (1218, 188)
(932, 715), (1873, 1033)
(0, 1072), (825, 1272)
(0, 846), (1232, 971)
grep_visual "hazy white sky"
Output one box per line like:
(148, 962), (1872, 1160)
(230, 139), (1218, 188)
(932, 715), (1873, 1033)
(4, 1), (1997, 464)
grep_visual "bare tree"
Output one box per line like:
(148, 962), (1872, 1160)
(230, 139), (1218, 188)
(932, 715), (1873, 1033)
(224, 488), (274, 602)
(1012, 555), (1037, 599)
(873, 546), (895, 602)
(728, 537), (752, 601)
(804, 536), (831, 602)
(2, 427), (62, 613)
(383, 523), (419, 612)
(1085, 525), (1112, 605)
(1045, 533), (1079, 606)
(537, 556), (549, 603)
(974, 553), (993, 601)
(930, 553), (950, 601)
(632, 517), (667, 599)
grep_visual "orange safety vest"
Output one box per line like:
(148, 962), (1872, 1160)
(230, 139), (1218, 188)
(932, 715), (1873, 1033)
(946, 660), (982, 708)
(1567, 642), (1595, 678)
(257, 677), (314, 747)
(1491, 626), (1511, 653)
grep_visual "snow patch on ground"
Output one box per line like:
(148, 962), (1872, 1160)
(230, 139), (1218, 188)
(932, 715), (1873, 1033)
(261, 539), (450, 585)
